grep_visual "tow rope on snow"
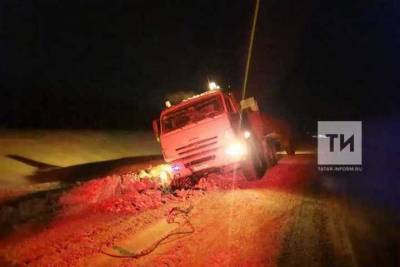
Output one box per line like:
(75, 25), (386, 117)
(100, 203), (194, 259)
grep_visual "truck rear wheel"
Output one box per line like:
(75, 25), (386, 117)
(285, 138), (296, 156)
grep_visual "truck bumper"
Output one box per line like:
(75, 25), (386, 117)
(169, 145), (246, 178)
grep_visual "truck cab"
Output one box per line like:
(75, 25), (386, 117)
(153, 88), (274, 182)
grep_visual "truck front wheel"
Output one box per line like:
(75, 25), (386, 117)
(242, 140), (267, 180)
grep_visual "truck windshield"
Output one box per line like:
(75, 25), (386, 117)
(162, 95), (224, 133)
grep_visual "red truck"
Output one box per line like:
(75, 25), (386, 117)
(152, 86), (289, 184)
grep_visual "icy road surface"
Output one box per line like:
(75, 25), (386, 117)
(0, 155), (398, 266)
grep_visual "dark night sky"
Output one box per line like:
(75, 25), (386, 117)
(0, 0), (399, 130)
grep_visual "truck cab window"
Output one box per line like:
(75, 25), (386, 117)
(162, 95), (223, 133)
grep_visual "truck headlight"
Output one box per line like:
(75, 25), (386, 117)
(225, 141), (247, 157)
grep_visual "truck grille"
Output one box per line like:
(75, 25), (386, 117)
(176, 136), (218, 156)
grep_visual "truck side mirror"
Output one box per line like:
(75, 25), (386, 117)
(240, 97), (259, 112)
(152, 119), (160, 142)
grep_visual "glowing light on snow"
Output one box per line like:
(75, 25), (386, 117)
(159, 165), (173, 186)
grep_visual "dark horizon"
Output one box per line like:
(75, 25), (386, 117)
(1, 0), (399, 130)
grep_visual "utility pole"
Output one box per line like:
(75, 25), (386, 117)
(241, 0), (260, 100)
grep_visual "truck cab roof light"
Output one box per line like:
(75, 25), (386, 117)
(208, 81), (220, 90)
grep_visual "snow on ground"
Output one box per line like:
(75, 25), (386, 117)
(0, 130), (160, 187)
(0, 155), (315, 266)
